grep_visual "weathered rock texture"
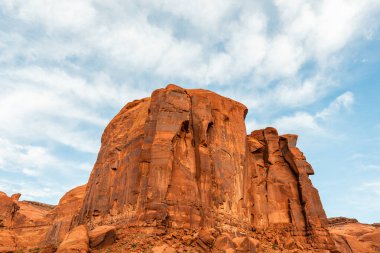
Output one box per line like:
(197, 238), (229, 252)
(74, 85), (335, 251)
(328, 217), (380, 253)
(89, 225), (116, 249)
(1, 85), (370, 252)
(0, 191), (55, 252)
(56, 225), (89, 253)
(0, 185), (86, 252)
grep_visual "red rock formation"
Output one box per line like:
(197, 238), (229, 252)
(89, 225), (116, 249)
(246, 129), (333, 249)
(0, 185), (86, 252)
(328, 217), (380, 253)
(44, 185), (87, 246)
(56, 225), (89, 253)
(74, 85), (335, 251)
(0, 85), (354, 252)
(0, 191), (55, 251)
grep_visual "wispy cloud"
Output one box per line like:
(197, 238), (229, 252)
(1, 0), (378, 88)
(0, 138), (57, 175)
(0, 178), (64, 200)
(358, 181), (380, 194)
(353, 181), (380, 209)
(0, 66), (150, 153)
(358, 164), (380, 171)
(270, 91), (354, 135)
(316, 91), (354, 120)
(0, 136), (92, 202)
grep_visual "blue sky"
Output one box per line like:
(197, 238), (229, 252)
(0, 0), (379, 223)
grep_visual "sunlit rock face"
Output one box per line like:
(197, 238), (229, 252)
(328, 217), (380, 253)
(0, 185), (86, 252)
(77, 84), (335, 250)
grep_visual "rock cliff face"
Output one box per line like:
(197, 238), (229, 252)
(74, 84), (335, 251)
(1, 85), (374, 252)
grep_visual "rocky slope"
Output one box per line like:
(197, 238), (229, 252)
(0, 185), (86, 252)
(328, 217), (380, 253)
(0, 85), (378, 252)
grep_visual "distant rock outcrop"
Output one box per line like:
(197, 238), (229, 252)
(0, 191), (55, 252)
(0, 85), (376, 252)
(328, 217), (380, 253)
(0, 185), (86, 252)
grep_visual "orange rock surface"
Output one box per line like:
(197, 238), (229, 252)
(75, 85), (334, 249)
(0, 85), (377, 252)
(328, 217), (380, 253)
(56, 225), (89, 253)
(0, 185), (86, 252)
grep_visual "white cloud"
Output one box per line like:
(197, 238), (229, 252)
(0, 178), (63, 200)
(148, 0), (238, 32)
(217, 11), (268, 82)
(0, 138), (54, 173)
(274, 0), (377, 59)
(2, 0), (96, 32)
(359, 164), (380, 171)
(21, 168), (40, 177)
(273, 112), (321, 133)
(271, 91), (354, 134)
(355, 181), (380, 198)
(348, 153), (365, 161)
(0, 0), (378, 91)
(263, 75), (334, 109)
(316, 91), (354, 119)
(0, 137), (90, 202)
(0, 66), (150, 153)
(314, 0), (369, 57)
(262, 35), (304, 78)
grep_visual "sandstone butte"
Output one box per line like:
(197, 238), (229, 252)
(0, 85), (379, 253)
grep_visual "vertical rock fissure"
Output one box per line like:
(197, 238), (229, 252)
(207, 120), (215, 227)
(166, 119), (190, 228)
(288, 199), (293, 224)
(296, 176), (310, 234)
(262, 138), (270, 226)
(187, 93), (205, 226)
(137, 100), (156, 222)
(280, 140), (311, 235)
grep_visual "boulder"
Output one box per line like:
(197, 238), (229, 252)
(152, 243), (176, 253)
(56, 225), (89, 253)
(214, 233), (234, 250)
(198, 228), (217, 247)
(89, 225), (116, 249)
(232, 237), (256, 252)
